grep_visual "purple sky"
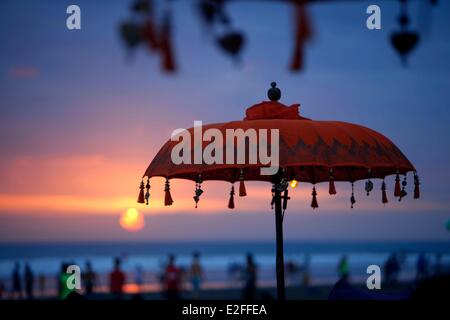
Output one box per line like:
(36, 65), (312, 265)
(0, 0), (449, 242)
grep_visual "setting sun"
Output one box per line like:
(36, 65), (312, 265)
(119, 208), (145, 232)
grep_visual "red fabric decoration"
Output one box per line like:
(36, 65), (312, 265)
(143, 19), (158, 51)
(328, 178), (336, 195)
(159, 13), (176, 73)
(394, 174), (401, 197)
(414, 184), (420, 199)
(137, 181), (145, 203)
(290, 2), (312, 71)
(228, 185), (235, 209)
(311, 186), (318, 209)
(164, 179), (173, 206)
(239, 180), (247, 197)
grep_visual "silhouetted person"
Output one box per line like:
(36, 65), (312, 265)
(189, 252), (204, 299)
(242, 253), (257, 300)
(24, 262), (34, 299)
(135, 265), (144, 293)
(109, 258), (126, 299)
(0, 280), (5, 300)
(434, 253), (443, 276)
(83, 261), (96, 297)
(163, 254), (181, 300)
(58, 262), (73, 300)
(337, 255), (349, 282)
(11, 262), (22, 299)
(38, 273), (46, 297)
(416, 253), (429, 282)
(384, 253), (400, 286)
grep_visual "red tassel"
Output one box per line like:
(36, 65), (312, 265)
(159, 12), (176, 73)
(137, 180), (145, 204)
(311, 186), (318, 209)
(143, 19), (158, 51)
(289, 2), (312, 71)
(164, 179), (173, 206)
(228, 185), (235, 209)
(329, 179), (336, 195)
(239, 180), (247, 197)
(414, 173), (420, 199)
(394, 173), (401, 197)
(382, 181), (388, 204)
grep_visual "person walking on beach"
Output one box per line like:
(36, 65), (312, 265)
(337, 255), (349, 282)
(83, 261), (96, 297)
(109, 257), (126, 299)
(416, 253), (429, 282)
(38, 273), (46, 297)
(135, 265), (144, 293)
(163, 254), (182, 300)
(384, 253), (400, 286)
(24, 262), (34, 299)
(242, 253), (258, 300)
(189, 252), (204, 299)
(11, 262), (22, 299)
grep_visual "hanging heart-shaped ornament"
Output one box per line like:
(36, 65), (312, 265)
(390, 30), (420, 66)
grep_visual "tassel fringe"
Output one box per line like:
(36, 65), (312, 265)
(137, 180), (145, 203)
(228, 185), (235, 209)
(164, 178), (173, 206)
(311, 186), (319, 209)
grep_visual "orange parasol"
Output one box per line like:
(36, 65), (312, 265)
(138, 82), (420, 299)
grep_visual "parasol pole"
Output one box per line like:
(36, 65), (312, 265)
(267, 81), (287, 300)
(273, 182), (286, 300)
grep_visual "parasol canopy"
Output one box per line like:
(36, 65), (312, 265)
(140, 82), (419, 208)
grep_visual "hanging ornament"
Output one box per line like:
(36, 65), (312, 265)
(164, 178), (174, 206)
(350, 183), (356, 208)
(365, 180), (374, 196)
(159, 4), (177, 73)
(394, 172), (401, 197)
(328, 168), (336, 195)
(193, 174), (204, 208)
(228, 184), (235, 209)
(142, 0), (159, 51)
(137, 180), (145, 203)
(399, 175), (408, 201)
(217, 31), (245, 63)
(390, 0), (420, 66)
(311, 186), (318, 209)
(270, 183), (276, 209)
(289, 1), (312, 71)
(381, 180), (388, 204)
(414, 172), (420, 199)
(239, 169), (247, 197)
(144, 178), (151, 205)
(119, 21), (143, 50)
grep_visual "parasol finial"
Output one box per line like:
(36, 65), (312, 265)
(268, 82), (281, 102)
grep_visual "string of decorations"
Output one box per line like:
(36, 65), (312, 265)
(137, 169), (421, 209)
(119, 0), (438, 74)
